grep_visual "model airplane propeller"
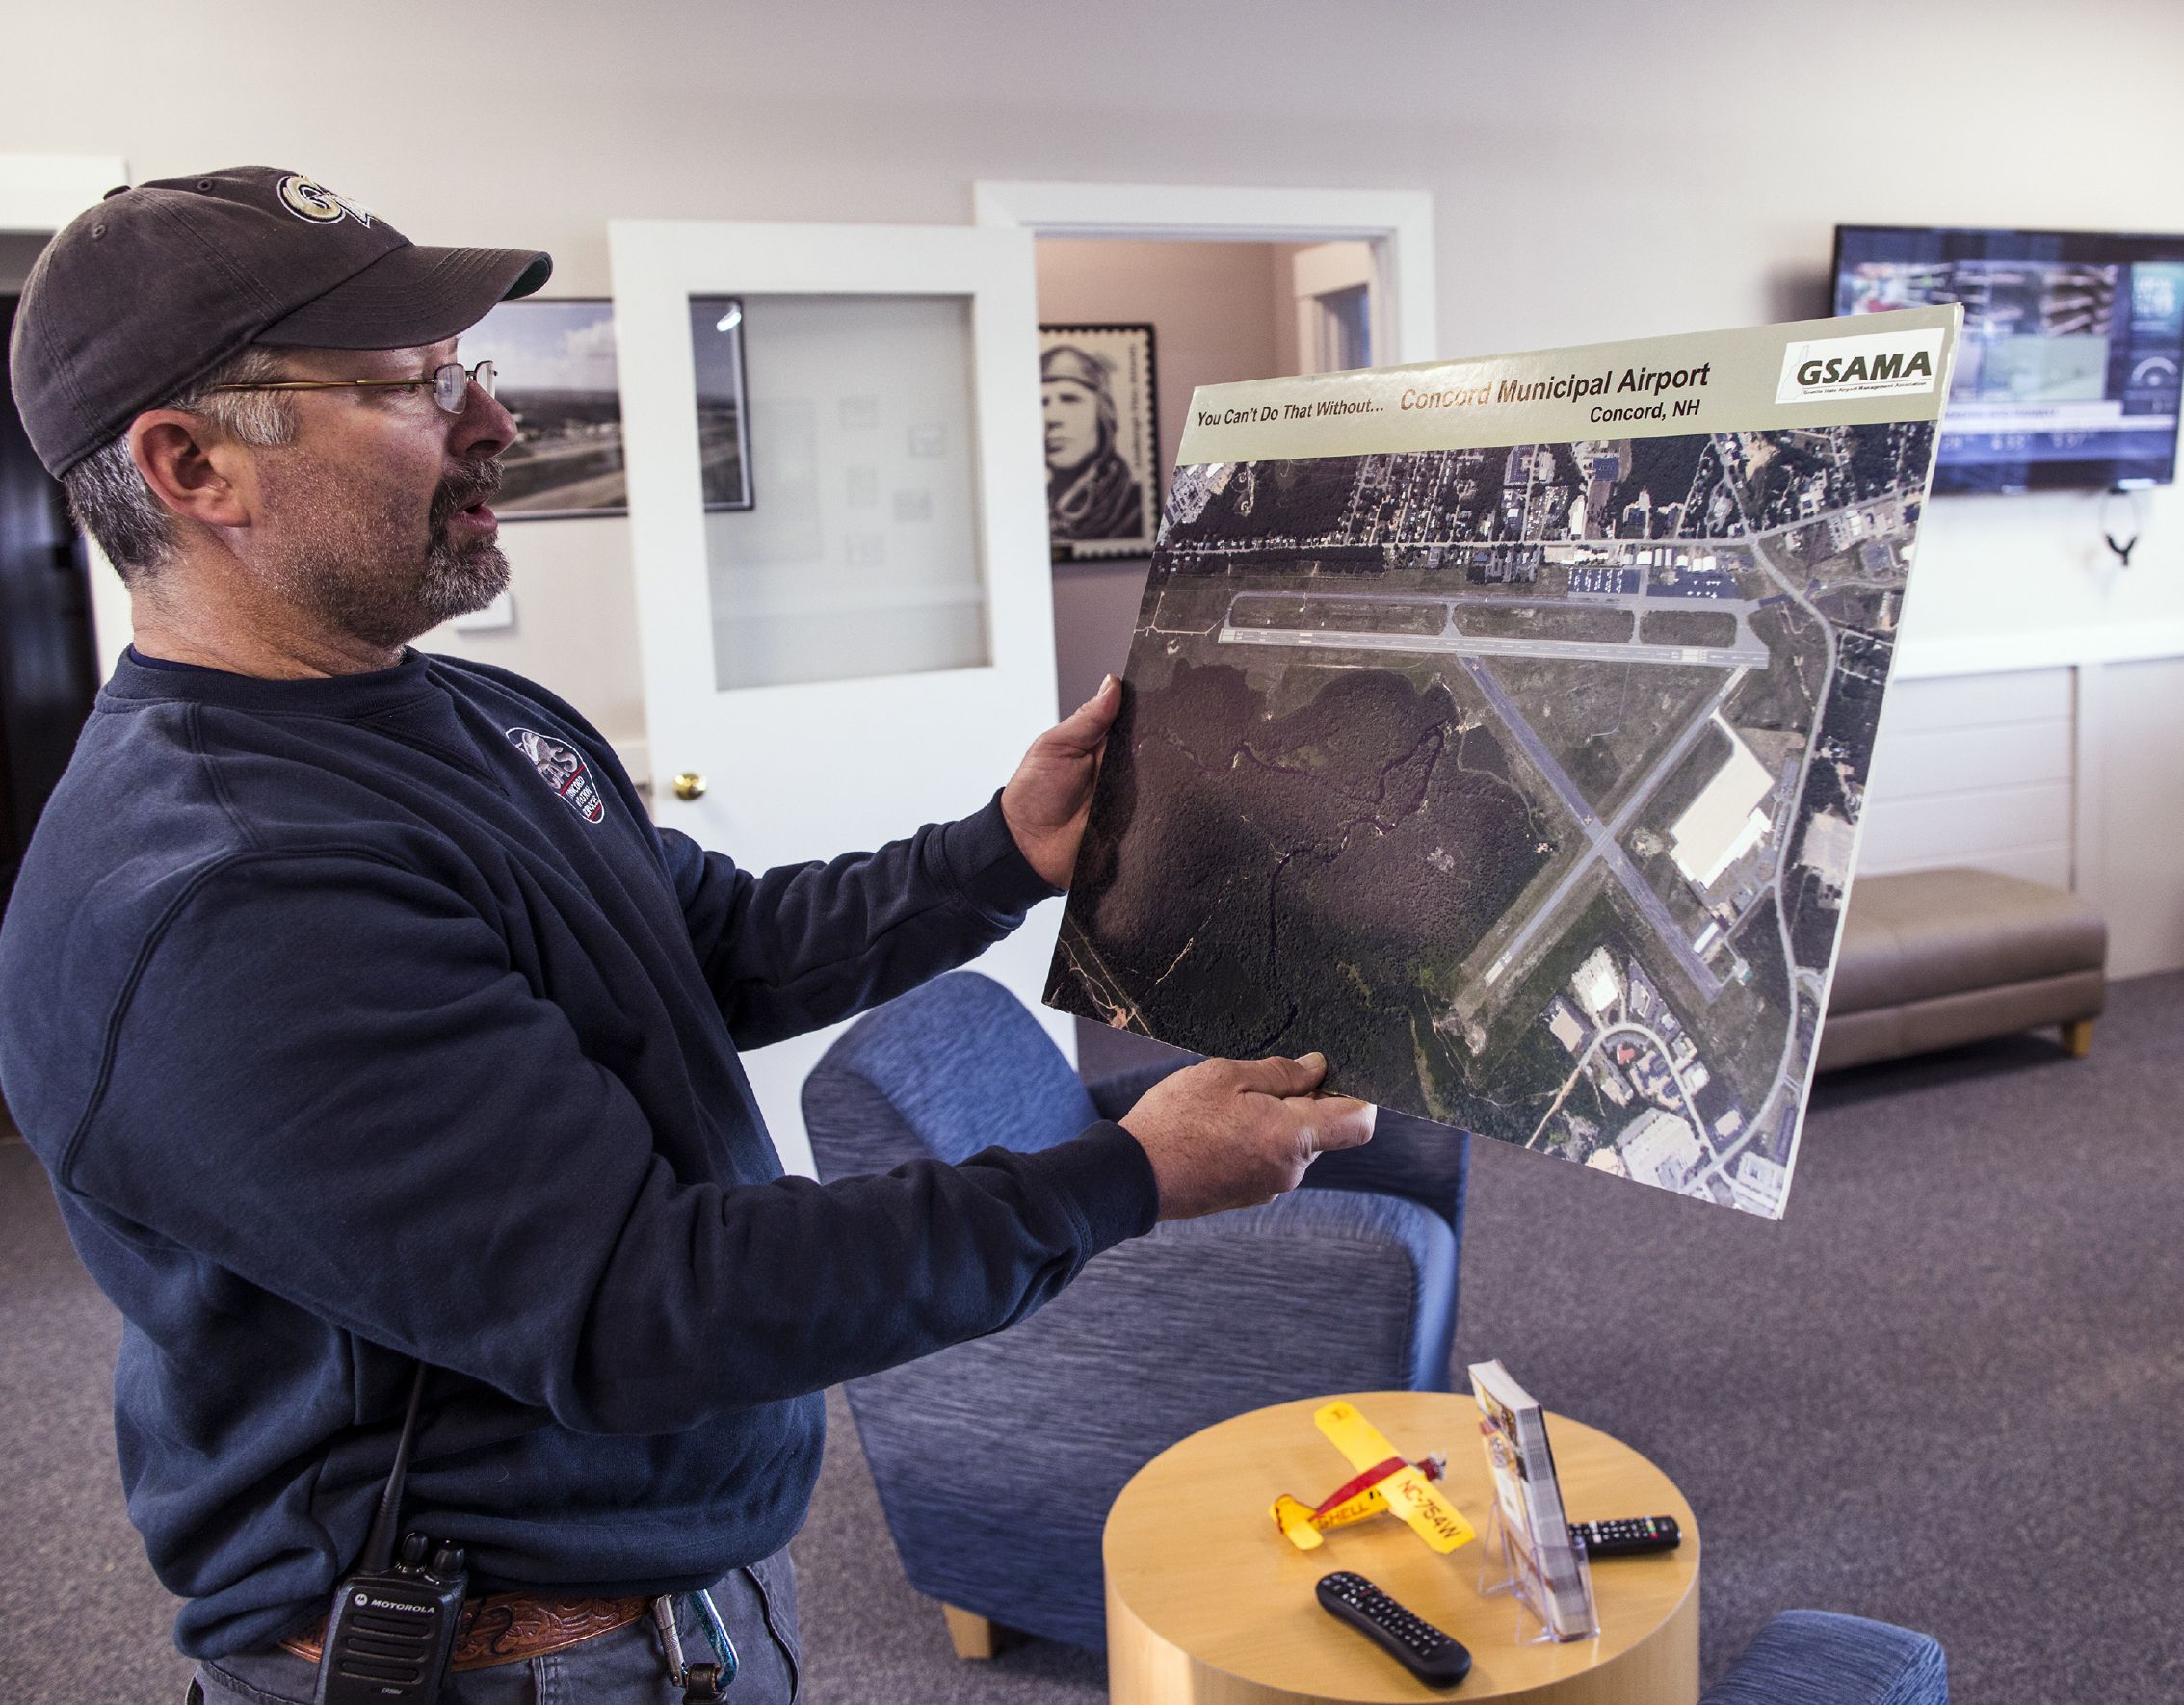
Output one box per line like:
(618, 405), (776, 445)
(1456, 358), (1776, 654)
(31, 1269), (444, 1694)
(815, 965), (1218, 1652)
(1271, 1400), (1477, 1555)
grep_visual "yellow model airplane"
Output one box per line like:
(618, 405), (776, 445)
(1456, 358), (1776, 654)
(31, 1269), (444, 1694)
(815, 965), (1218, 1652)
(1271, 1400), (1477, 1554)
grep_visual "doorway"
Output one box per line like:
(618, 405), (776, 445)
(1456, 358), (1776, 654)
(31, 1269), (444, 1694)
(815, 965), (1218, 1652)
(1035, 236), (1399, 709)
(1037, 236), (1335, 715)
(0, 258), (100, 917)
(994, 181), (1437, 1079)
(1033, 234), (1387, 1080)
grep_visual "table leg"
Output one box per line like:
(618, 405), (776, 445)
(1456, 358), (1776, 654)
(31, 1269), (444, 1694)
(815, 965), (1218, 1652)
(942, 1604), (999, 1660)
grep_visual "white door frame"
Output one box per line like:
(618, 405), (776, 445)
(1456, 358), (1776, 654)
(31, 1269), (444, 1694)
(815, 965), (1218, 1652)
(1291, 240), (1380, 374)
(2, 153), (133, 669)
(972, 181), (1437, 367)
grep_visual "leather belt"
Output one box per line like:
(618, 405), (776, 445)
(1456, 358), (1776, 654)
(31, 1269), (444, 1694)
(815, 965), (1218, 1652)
(280, 1591), (652, 1672)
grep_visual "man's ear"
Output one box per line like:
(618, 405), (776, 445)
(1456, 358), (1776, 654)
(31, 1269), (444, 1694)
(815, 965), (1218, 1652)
(128, 411), (255, 533)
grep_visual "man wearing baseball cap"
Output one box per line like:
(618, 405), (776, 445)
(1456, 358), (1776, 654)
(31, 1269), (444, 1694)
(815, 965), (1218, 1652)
(0, 170), (1373, 1702)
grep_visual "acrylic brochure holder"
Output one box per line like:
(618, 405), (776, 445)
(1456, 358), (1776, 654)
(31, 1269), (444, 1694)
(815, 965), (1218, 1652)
(1477, 1502), (1600, 1645)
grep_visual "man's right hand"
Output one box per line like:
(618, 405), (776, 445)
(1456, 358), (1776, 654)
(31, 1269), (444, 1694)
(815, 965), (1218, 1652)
(1120, 1053), (1376, 1221)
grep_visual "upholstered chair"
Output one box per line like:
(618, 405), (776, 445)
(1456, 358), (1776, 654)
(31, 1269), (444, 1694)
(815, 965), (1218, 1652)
(803, 970), (1469, 1653)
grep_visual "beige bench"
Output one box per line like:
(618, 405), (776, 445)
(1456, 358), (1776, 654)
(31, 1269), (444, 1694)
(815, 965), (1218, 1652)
(1818, 867), (2107, 1071)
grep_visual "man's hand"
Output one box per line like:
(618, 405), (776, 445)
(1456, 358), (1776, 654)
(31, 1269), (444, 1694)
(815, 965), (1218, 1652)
(1001, 674), (1123, 889)
(1120, 1053), (1377, 1221)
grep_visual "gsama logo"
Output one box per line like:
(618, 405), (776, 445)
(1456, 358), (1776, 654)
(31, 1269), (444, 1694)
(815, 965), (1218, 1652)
(1775, 328), (1945, 404)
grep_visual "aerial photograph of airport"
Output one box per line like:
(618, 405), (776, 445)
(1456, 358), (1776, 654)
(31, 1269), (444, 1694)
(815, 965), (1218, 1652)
(463, 296), (629, 517)
(1049, 421), (1939, 1216)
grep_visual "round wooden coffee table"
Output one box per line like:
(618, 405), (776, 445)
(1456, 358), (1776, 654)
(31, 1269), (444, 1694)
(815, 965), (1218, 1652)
(1105, 1391), (1698, 1705)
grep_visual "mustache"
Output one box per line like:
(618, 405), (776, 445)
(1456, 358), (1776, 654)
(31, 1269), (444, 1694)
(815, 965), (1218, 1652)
(429, 459), (505, 530)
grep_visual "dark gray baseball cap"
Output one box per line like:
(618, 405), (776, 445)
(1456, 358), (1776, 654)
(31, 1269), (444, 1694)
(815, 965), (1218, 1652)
(7, 166), (552, 478)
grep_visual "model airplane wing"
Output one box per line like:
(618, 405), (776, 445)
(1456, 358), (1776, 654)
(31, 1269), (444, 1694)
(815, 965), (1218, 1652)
(1313, 1402), (1475, 1554)
(1314, 1400), (1408, 1475)
(1375, 1462), (1475, 1553)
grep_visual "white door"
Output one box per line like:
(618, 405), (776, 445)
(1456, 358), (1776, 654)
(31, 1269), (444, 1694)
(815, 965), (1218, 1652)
(611, 220), (1067, 1177)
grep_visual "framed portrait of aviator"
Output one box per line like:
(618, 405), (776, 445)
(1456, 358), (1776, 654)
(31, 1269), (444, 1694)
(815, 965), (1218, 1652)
(1039, 324), (1158, 561)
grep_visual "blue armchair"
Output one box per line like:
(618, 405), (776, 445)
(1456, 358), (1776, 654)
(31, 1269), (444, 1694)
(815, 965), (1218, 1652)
(802, 971), (1469, 1653)
(1704, 1611), (1948, 1705)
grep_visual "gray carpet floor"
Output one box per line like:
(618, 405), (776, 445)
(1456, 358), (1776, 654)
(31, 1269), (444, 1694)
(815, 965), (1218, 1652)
(6, 978), (2182, 1702)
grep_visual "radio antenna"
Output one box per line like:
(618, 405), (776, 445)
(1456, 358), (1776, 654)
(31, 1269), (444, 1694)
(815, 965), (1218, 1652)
(358, 1364), (430, 1575)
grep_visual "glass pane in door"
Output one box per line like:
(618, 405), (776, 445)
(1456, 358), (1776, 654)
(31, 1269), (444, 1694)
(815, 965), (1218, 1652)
(691, 293), (990, 691)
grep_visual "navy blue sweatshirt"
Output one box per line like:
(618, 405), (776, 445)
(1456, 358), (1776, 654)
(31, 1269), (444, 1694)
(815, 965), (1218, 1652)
(0, 647), (1157, 1657)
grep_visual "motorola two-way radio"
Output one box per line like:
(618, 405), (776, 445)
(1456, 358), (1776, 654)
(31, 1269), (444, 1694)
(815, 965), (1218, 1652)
(313, 1365), (468, 1705)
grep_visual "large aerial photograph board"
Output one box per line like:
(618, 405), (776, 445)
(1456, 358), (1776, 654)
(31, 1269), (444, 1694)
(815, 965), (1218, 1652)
(1047, 307), (1961, 1218)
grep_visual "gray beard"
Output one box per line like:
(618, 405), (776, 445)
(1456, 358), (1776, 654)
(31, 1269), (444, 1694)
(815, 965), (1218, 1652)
(268, 463), (510, 654)
(415, 529), (511, 629)
(395, 461), (512, 642)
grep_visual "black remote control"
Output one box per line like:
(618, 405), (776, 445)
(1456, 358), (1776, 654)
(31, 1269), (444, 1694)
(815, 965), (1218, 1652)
(1315, 1571), (1472, 1689)
(1568, 1515), (1681, 1557)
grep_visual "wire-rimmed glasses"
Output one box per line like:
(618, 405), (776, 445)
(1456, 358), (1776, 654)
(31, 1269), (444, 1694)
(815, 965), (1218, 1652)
(204, 360), (496, 416)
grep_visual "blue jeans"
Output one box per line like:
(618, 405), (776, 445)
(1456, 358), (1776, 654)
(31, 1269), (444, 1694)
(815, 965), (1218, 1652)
(188, 1551), (800, 1704)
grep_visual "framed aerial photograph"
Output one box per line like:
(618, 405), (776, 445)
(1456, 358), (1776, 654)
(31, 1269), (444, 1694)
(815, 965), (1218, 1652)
(460, 297), (628, 519)
(1039, 323), (1158, 561)
(688, 295), (755, 512)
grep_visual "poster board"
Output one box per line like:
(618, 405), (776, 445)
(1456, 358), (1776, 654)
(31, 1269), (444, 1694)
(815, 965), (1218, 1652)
(1046, 307), (1960, 1218)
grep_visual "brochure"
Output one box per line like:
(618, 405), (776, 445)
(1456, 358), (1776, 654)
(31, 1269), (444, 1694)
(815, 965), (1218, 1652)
(1468, 1358), (1595, 1641)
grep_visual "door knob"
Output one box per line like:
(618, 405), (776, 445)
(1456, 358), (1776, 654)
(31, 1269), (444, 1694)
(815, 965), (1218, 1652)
(671, 771), (707, 801)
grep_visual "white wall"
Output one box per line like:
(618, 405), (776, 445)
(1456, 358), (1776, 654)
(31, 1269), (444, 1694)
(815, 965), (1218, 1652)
(1860, 669), (2075, 890)
(10, 0), (2184, 957)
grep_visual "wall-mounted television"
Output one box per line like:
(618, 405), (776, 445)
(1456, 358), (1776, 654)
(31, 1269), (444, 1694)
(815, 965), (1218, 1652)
(1832, 224), (2184, 495)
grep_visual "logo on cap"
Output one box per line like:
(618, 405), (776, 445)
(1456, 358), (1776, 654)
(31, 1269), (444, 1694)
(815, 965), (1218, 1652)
(276, 174), (373, 228)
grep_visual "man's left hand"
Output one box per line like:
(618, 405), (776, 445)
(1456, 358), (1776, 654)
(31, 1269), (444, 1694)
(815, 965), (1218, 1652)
(1001, 675), (1123, 889)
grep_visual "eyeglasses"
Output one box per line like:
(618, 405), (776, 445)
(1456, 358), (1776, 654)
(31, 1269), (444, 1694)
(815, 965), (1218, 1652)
(204, 360), (496, 416)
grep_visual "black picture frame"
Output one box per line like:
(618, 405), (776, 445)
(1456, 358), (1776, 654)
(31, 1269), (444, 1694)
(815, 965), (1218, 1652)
(460, 296), (630, 521)
(689, 295), (756, 513)
(1040, 322), (1158, 561)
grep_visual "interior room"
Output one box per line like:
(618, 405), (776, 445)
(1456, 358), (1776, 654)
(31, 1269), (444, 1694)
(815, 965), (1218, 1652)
(3, 4), (2181, 1703)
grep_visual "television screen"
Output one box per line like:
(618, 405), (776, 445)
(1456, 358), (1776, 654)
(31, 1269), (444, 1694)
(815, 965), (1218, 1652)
(1833, 224), (2184, 494)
